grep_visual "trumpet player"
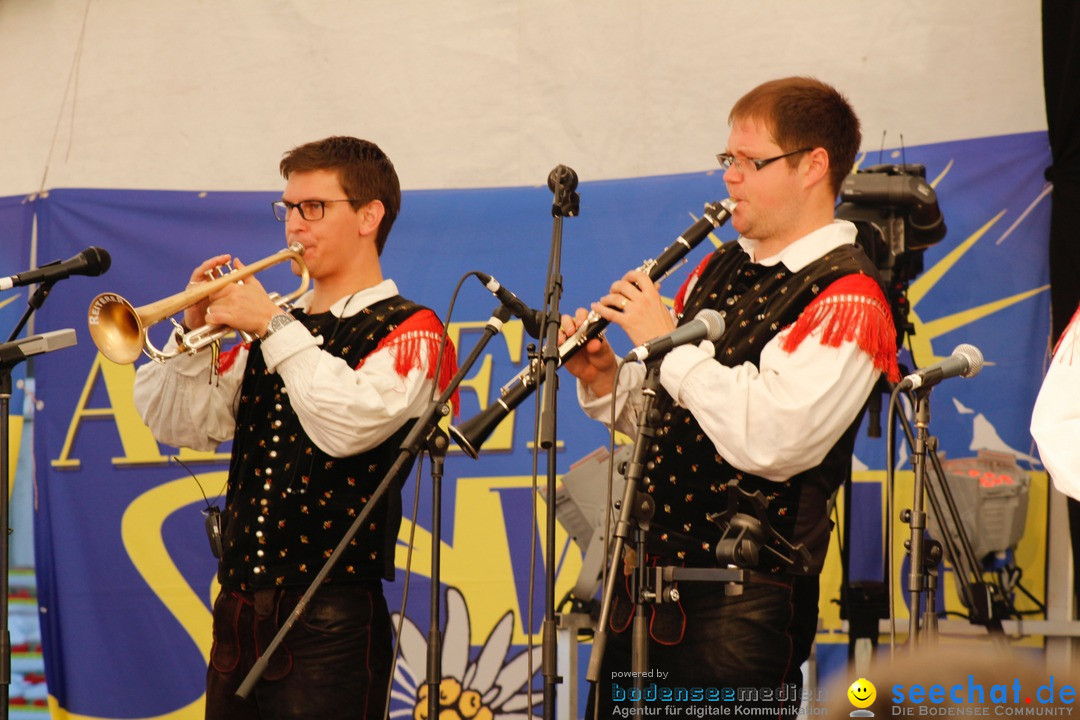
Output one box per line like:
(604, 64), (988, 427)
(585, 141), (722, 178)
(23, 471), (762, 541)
(560, 77), (900, 716)
(133, 136), (457, 720)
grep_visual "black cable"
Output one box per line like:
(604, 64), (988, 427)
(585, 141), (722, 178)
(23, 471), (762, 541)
(384, 453), (426, 719)
(831, 495), (844, 567)
(591, 358), (631, 720)
(171, 455), (225, 507)
(1013, 573), (1047, 614)
(383, 269), (475, 719)
(527, 340), (542, 717)
(885, 385), (903, 655)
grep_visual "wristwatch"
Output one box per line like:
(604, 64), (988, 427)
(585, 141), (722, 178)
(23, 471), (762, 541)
(262, 312), (296, 339)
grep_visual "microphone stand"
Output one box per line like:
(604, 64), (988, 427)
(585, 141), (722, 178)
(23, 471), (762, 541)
(904, 388), (933, 646)
(1, 278), (77, 720)
(585, 363), (661, 698)
(893, 386), (1006, 645)
(237, 305), (513, 713)
(535, 165), (579, 719)
(583, 363), (750, 714)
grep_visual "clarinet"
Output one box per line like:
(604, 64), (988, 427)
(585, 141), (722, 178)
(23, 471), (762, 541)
(448, 198), (736, 458)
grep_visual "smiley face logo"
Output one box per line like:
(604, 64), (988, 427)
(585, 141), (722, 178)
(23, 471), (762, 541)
(848, 677), (877, 712)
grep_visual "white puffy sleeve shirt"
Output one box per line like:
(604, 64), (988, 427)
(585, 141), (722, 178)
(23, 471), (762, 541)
(133, 280), (436, 458)
(1031, 306), (1080, 499)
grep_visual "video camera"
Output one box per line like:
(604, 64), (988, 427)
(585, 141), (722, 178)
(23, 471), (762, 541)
(836, 163), (947, 342)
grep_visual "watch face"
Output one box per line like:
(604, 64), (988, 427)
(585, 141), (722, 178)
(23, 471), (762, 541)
(267, 313), (293, 336)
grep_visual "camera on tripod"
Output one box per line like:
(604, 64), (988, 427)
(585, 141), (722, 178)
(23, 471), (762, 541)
(834, 162), (953, 657)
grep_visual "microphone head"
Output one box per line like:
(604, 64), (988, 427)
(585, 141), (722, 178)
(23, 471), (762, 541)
(547, 164), (578, 192)
(953, 343), (983, 378)
(695, 309), (726, 342)
(82, 247), (112, 276)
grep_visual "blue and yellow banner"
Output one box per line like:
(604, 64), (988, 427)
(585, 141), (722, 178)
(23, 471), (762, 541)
(15, 131), (1054, 719)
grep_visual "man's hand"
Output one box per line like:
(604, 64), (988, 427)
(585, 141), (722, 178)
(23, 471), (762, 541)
(182, 254), (233, 331)
(592, 269), (675, 347)
(559, 308), (618, 398)
(203, 258), (281, 338)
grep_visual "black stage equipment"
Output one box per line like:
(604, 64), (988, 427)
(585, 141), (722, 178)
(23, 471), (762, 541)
(833, 163), (947, 660)
(837, 163), (945, 344)
(2, 259), (95, 720)
(463, 198), (735, 717)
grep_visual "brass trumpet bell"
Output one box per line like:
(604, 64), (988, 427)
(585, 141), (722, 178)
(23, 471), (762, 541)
(87, 242), (308, 364)
(87, 293), (147, 365)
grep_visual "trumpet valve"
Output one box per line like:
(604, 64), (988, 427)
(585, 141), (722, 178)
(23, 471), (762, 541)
(207, 262), (233, 280)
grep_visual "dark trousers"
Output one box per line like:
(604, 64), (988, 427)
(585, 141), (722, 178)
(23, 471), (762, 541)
(205, 583), (392, 720)
(586, 574), (819, 719)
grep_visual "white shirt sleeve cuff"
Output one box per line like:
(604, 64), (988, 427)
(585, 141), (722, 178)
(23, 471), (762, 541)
(577, 362), (646, 424)
(261, 320), (319, 372)
(658, 342), (716, 402)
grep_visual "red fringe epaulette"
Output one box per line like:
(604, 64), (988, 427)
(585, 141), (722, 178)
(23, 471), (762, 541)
(366, 309), (461, 414)
(779, 273), (900, 383)
(1051, 303), (1080, 366)
(672, 255), (713, 317)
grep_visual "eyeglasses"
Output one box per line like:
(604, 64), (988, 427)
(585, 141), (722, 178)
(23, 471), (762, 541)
(716, 147), (813, 175)
(271, 199), (362, 222)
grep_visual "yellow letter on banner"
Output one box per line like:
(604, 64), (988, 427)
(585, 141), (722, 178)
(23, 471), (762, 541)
(52, 355), (228, 469)
(444, 319), (525, 453)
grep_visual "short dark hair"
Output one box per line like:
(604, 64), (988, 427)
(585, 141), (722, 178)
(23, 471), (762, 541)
(729, 77), (861, 197)
(279, 136), (401, 255)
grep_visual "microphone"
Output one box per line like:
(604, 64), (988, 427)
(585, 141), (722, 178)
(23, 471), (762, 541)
(623, 309), (725, 363)
(475, 272), (543, 339)
(0, 329), (77, 365)
(897, 343), (983, 391)
(547, 164), (578, 193)
(0, 247), (112, 290)
(548, 164), (580, 217)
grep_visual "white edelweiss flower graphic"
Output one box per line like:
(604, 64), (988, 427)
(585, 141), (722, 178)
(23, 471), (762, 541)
(390, 586), (543, 719)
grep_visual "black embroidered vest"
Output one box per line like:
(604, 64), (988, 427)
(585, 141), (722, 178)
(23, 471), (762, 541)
(646, 241), (885, 574)
(220, 295), (425, 590)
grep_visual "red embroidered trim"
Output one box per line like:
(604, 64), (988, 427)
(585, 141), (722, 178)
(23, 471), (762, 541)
(673, 255), (713, 317)
(362, 309), (461, 413)
(779, 273), (900, 383)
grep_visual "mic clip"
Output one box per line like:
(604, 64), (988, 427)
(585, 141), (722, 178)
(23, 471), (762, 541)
(548, 164), (580, 218)
(708, 480), (812, 574)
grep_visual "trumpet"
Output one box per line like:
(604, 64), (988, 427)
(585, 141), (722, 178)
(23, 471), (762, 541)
(448, 198), (736, 458)
(87, 242), (309, 365)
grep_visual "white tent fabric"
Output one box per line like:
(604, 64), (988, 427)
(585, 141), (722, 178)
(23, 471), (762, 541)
(0, 0), (1045, 196)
